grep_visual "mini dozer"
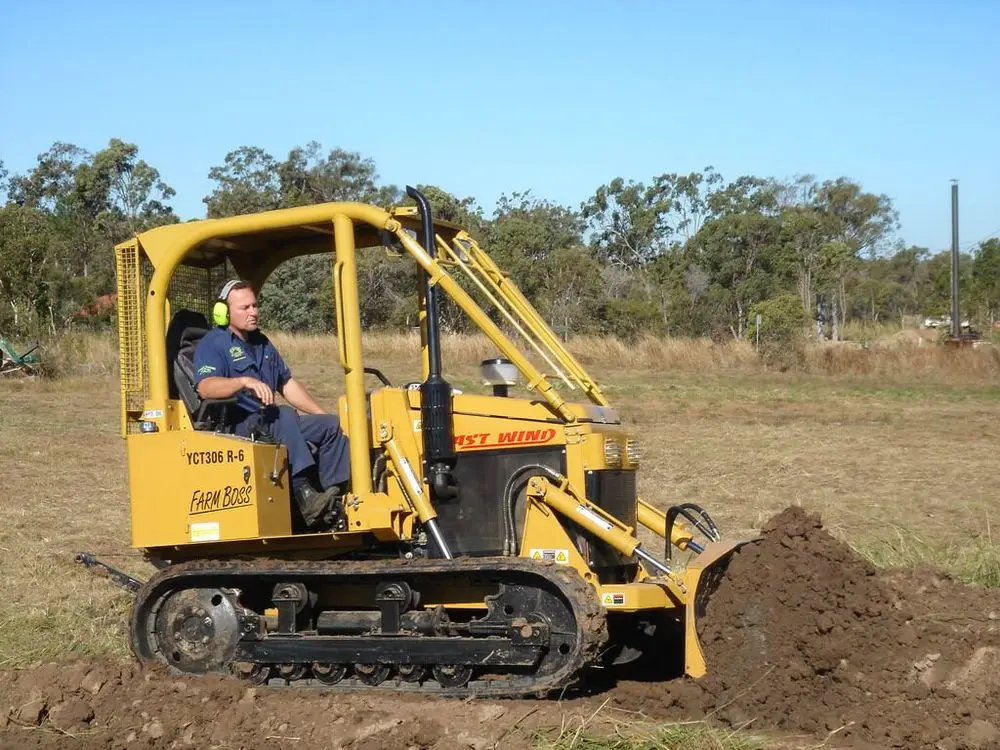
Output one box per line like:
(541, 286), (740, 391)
(109, 187), (745, 695)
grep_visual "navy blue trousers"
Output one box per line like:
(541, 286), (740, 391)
(234, 405), (350, 489)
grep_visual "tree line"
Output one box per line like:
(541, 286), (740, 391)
(2, 139), (998, 340)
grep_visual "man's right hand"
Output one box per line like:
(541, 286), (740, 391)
(241, 376), (275, 405)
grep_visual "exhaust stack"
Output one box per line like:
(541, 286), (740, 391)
(406, 186), (458, 522)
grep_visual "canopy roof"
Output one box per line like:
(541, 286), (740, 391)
(124, 203), (465, 271)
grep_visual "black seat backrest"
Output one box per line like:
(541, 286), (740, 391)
(166, 309), (235, 430)
(166, 309), (209, 402)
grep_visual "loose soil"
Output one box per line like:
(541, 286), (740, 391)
(3, 507), (999, 749)
(612, 507), (1000, 749)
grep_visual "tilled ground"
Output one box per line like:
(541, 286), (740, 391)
(0, 661), (547, 749)
(3, 507), (999, 749)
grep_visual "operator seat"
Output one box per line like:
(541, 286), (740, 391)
(165, 309), (237, 431)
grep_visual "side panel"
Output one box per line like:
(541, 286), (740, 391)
(128, 431), (292, 548)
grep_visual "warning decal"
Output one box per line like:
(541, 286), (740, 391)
(528, 548), (571, 564)
(601, 592), (626, 607)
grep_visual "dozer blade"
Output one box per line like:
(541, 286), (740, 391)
(681, 537), (759, 678)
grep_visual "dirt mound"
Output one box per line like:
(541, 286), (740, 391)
(612, 507), (1000, 749)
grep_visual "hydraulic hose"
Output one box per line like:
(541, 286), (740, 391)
(664, 503), (721, 560)
(501, 464), (566, 554)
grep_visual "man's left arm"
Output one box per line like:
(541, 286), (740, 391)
(281, 377), (326, 415)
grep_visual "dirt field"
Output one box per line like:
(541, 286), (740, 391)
(3, 508), (999, 749)
(1, 335), (999, 748)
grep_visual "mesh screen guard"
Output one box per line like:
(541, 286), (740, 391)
(115, 241), (229, 435)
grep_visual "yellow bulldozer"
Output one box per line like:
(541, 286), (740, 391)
(94, 187), (742, 694)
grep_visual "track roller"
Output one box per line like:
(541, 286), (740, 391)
(433, 664), (473, 688)
(312, 662), (348, 685)
(277, 663), (307, 681)
(232, 662), (270, 685)
(354, 663), (391, 685)
(396, 664), (426, 682)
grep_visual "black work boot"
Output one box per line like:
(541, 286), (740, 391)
(294, 484), (342, 530)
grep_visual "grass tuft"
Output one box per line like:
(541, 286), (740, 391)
(531, 719), (765, 750)
(19, 331), (119, 379)
(853, 525), (1000, 588)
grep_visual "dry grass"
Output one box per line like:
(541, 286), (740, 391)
(33, 328), (1000, 386)
(801, 339), (1000, 382)
(566, 335), (761, 373)
(852, 524), (1000, 588)
(528, 698), (768, 750)
(0, 375), (136, 666)
(532, 720), (765, 750)
(31, 331), (120, 378)
(617, 374), (1000, 547)
(2, 330), (999, 674)
(838, 320), (909, 344)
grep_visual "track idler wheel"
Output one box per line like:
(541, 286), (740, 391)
(312, 662), (348, 685)
(354, 663), (391, 686)
(150, 588), (241, 675)
(432, 664), (473, 688)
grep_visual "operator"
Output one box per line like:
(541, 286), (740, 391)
(192, 279), (350, 531)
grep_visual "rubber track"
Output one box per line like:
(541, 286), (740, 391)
(131, 556), (609, 698)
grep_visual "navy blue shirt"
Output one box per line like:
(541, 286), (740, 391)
(193, 327), (292, 414)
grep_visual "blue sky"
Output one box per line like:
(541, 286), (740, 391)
(1, 0), (997, 252)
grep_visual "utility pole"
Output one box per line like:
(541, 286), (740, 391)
(951, 180), (960, 339)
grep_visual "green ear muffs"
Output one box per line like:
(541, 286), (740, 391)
(212, 300), (230, 327)
(213, 279), (242, 327)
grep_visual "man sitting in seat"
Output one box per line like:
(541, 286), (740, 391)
(193, 280), (349, 530)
